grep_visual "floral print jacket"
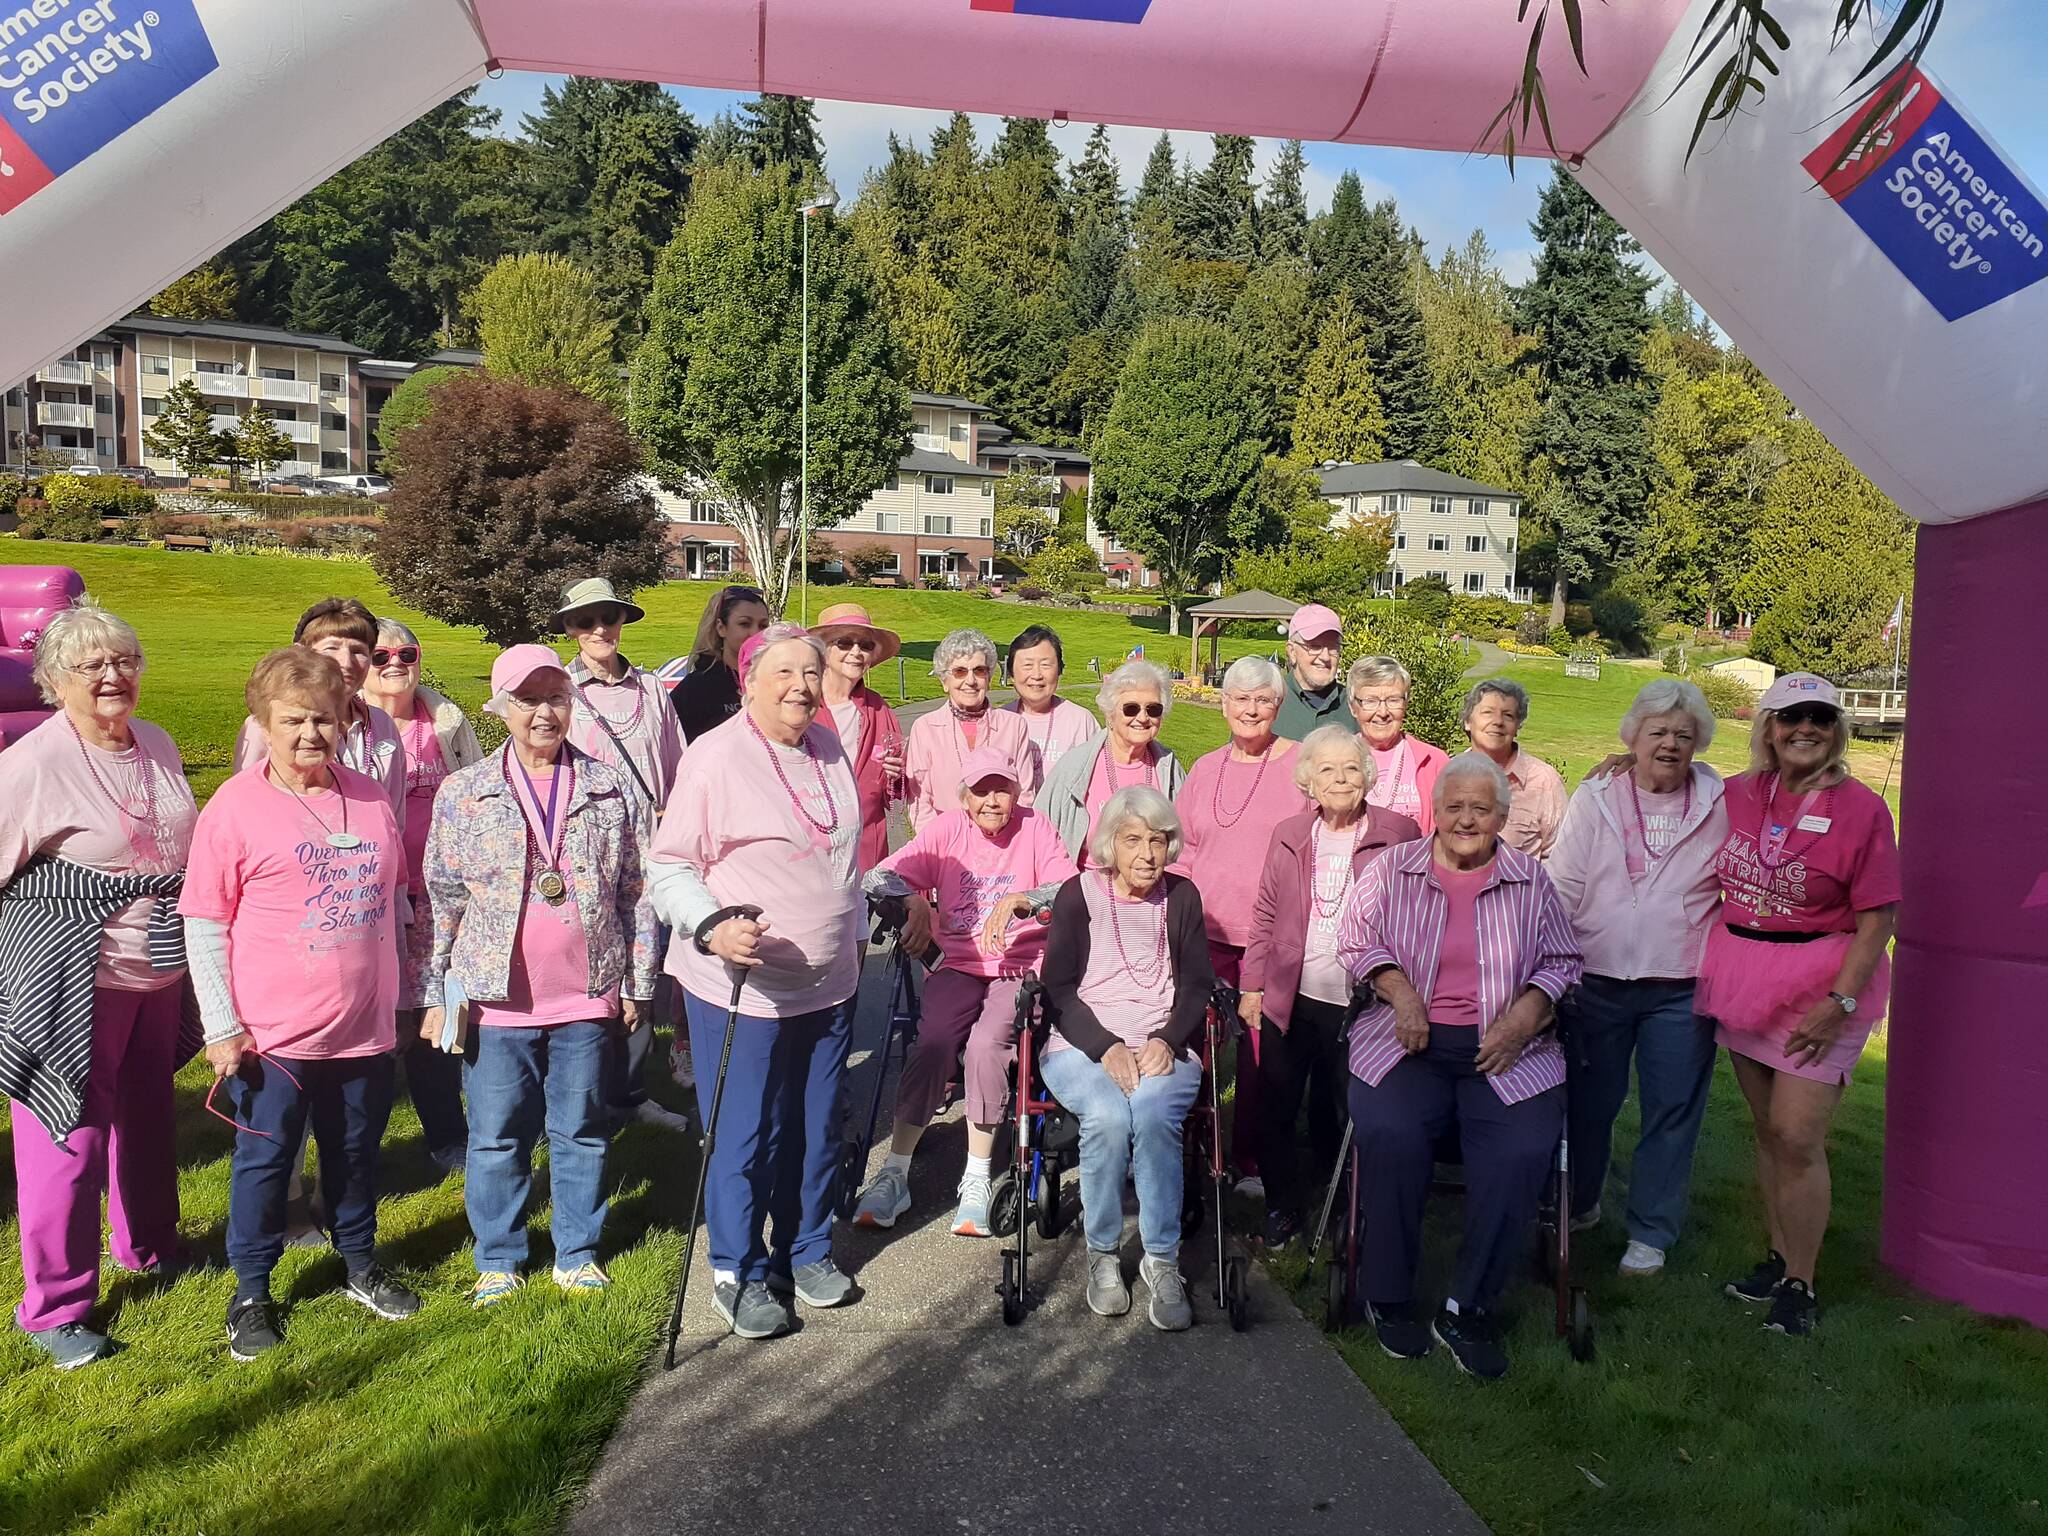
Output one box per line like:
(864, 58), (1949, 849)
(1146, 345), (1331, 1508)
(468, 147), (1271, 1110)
(416, 743), (659, 1004)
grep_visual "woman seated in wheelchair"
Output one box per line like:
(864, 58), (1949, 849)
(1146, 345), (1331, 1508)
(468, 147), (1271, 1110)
(1038, 786), (1215, 1331)
(1337, 751), (1583, 1379)
(854, 746), (1077, 1237)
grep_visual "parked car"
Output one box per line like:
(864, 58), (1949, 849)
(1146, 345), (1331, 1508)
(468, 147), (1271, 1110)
(317, 473), (392, 499)
(255, 473), (320, 494)
(109, 466), (168, 487)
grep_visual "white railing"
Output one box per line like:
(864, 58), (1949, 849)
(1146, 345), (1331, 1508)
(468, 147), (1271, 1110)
(912, 432), (948, 454)
(36, 401), (93, 427)
(280, 420), (319, 444)
(280, 459), (321, 478)
(210, 414), (242, 432)
(256, 378), (314, 404)
(194, 372), (249, 397)
(42, 444), (97, 465)
(36, 360), (90, 385)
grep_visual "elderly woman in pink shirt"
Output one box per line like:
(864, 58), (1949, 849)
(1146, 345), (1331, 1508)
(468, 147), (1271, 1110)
(1461, 678), (1566, 859)
(903, 628), (1038, 832)
(852, 745), (1077, 1238)
(1548, 679), (1728, 1281)
(1337, 751), (1582, 1380)
(649, 624), (863, 1342)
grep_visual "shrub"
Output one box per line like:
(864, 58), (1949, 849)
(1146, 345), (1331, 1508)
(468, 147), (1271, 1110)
(842, 542), (898, 583)
(17, 501), (105, 542)
(1514, 610), (1549, 647)
(1545, 624), (1573, 654)
(1023, 541), (1103, 596)
(1402, 575), (1452, 627)
(1662, 644), (1686, 674)
(1690, 666), (1758, 720)
(1450, 594), (1524, 634)
(1336, 601), (1467, 749)
(183, 491), (366, 518)
(41, 474), (153, 519)
(1563, 601), (1596, 637)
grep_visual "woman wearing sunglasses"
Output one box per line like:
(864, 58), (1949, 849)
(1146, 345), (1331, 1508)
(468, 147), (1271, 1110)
(1690, 673), (1899, 1339)
(810, 602), (906, 875)
(1038, 658), (1186, 867)
(361, 618), (482, 1174)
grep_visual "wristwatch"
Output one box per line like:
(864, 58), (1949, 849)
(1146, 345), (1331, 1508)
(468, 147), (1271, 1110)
(1828, 991), (1858, 1015)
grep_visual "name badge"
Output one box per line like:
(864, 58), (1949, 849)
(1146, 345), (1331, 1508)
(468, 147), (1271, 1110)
(1797, 815), (1832, 833)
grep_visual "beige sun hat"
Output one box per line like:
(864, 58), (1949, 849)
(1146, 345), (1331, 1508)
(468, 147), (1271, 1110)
(550, 576), (645, 632)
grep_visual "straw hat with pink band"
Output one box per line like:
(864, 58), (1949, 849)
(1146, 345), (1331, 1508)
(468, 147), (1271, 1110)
(811, 602), (902, 666)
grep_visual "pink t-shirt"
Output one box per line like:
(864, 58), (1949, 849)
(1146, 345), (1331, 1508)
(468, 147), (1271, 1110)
(476, 767), (617, 1026)
(827, 698), (863, 759)
(1173, 741), (1310, 947)
(904, 705), (1039, 832)
(0, 712), (198, 991)
(234, 700), (407, 836)
(398, 714), (446, 898)
(179, 762), (403, 1058)
(1711, 772), (1902, 932)
(1426, 861), (1492, 1027)
(1078, 745), (1164, 870)
(1003, 697), (1098, 784)
(1053, 871), (1172, 1053)
(873, 806), (1078, 977)
(1370, 739), (1424, 824)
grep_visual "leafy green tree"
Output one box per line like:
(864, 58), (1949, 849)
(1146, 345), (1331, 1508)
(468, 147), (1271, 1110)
(376, 365), (466, 475)
(893, 267), (972, 396)
(149, 265), (238, 321)
(373, 372), (664, 645)
(993, 467), (1061, 559)
(1416, 230), (1541, 494)
(1229, 462), (1391, 604)
(1336, 605), (1468, 748)
(741, 94), (823, 173)
(142, 379), (229, 479)
(1229, 265), (1316, 454)
(1513, 167), (1657, 625)
(468, 254), (622, 408)
(1092, 318), (1269, 623)
(235, 410), (296, 482)
(1748, 552), (1906, 678)
(1293, 290), (1389, 466)
(632, 162), (908, 616)
(1733, 415), (1913, 625)
(1259, 141), (1310, 268)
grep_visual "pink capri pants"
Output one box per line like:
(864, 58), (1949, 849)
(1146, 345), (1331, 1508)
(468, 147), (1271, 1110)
(894, 969), (1026, 1128)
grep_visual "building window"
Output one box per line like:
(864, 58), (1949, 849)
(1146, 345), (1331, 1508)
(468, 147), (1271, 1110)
(94, 394), (113, 417)
(980, 480), (995, 497)
(141, 355), (169, 376)
(6, 387), (19, 404)
(922, 515), (955, 536)
(1393, 533), (1406, 550)
(1379, 493), (1404, 513)
(1464, 572), (1486, 593)
(883, 472), (898, 491)
(195, 360), (238, 375)
(322, 412), (347, 432)
(1426, 569), (1449, 583)
(1430, 495), (1452, 516)
(320, 373), (343, 393)
(950, 423), (969, 442)
(259, 366), (296, 381)
(140, 397), (160, 416)
(92, 350), (113, 372)
(1427, 534), (1449, 552)
(1468, 497), (1491, 515)
(1465, 535), (1487, 553)
(96, 437), (113, 458)
(925, 475), (953, 496)
(320, 450), (348, 471)
(919, 553), (953, 577)
(1506, 536), (1517, 554)
(978, 518), (993, 539)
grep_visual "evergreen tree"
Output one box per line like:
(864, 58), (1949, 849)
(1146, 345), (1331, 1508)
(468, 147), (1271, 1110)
(695, 112), (748, 167)
(741, 94), (824, 173)
(1513, 168), (1658, 623)
(1068, 217), (1127, 333)
(1259, 141), (1310, 268)
(1312, 171), (1372, 296)
(235, 409), (296, 482)
(1415, 230), (1540, 494)
(1130, 134), (1185, 262)
(1652, 282), (1725, 378)
(993, 117), (1059, 169)
(381, 95), (531, 344)
(1068, 125), (1124, 230)
(575, 88), (699, 342)
(895, 267), (972, 396)
(1229, 265), (1316, 454)
(468, 253), (623, 409)
(1293, 290), (1390, 466)
(142, 380), (229, 479)
(1187, 134), (1258, 264)
(1352, 199), (1439, 461)
(922, 113), (990, 286)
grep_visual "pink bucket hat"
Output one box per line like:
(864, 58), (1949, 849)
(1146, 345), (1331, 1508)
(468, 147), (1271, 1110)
(486, 644), (571, 715)
(959, 745), (1022, 792)
(1757, 672), (1840, 713)
(1288, 603), (1343, 643)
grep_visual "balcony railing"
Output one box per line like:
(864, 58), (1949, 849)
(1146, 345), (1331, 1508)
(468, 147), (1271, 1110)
(256, 378), (314, 404)
(36, 360), (90, 385)
(279, 420), (319, 444)
(194, 372), (249, 397)
(911, 432), (947, 454)
(41, 444), (97, 464)
(210, 414), (242, 433)
(36, 401), (93, 428)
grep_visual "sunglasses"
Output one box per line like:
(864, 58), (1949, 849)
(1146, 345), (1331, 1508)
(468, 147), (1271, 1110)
(1776, 703), (1839, 727)
(371, 646), (419, 667)
(830, 636), (878, 653)
(1119, 701), (1165, 720)
(204, 1051), (304, 1139)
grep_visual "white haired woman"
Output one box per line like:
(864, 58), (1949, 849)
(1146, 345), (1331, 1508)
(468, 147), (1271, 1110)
(1348, 655), (1450, 833)
(1461, 677), (1565, 859)
(361, 616), (481, 1172)
(649, 624), (863, 1340)
(1239, 725), (1421, 1245)
(1039, 787), (1214, 1331)
(1337, 751), (1582, 1379)
(0, 600), (198, 1369)
(1692, 674), (1898, 1337)
(903, 627), (1039, 832)
(1170, 654), (1308, 1202)
(1039, 658), (1186, 867)
(1549, 678), (1728, 1278)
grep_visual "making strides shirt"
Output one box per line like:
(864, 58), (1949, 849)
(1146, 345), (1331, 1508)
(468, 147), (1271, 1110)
(1709, 772), (1902, 933)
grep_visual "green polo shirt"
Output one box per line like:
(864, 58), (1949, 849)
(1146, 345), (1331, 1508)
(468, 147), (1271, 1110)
(1274, 674), (1349, 741)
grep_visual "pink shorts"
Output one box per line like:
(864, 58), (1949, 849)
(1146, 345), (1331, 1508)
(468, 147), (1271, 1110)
(1695, 925), (1890, 1086)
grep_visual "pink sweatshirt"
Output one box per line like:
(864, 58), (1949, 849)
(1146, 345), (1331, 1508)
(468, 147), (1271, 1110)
(1171, 740), (1311, 949)
(871, 806), (1077, 976)
(1546, 765), (1729, 980)
(1001, 697), (1099, 784)
(904, 705), (1041, 831)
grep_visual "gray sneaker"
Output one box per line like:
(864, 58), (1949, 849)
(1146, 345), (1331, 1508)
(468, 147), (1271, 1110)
(792, 1257), (854, 1308)
(1086, 1249), (1130, 1316)
(23, 1320), (113, 1370)
(714, 1279), (794, 1340)
(1140, 1253), (1193, 1331)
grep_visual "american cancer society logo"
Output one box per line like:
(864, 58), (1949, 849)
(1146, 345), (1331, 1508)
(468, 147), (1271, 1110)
(970, 0), (1153, 21)
(1803, 66), (2048, 322)
(0, 0), (217, 216)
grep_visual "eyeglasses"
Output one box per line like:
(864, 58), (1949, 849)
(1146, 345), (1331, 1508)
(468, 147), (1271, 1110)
(371, 646), (419, 667)
(829, 636), (878, 653)
(68, 656), (142, 678)
(1776, 704), (1840, 728)
(569, 606), (624, 629)
(1119, 701), (1165, 720)
(204, 1051), (304, 1138)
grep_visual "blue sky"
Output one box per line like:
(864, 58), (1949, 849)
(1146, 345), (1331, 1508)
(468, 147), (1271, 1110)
(472, 3), (2044, 289)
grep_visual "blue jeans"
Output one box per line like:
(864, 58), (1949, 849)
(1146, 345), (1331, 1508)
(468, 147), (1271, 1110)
(1562, 975), (1716, 1250)
(464, 1021), (611, 1272)
(1037, 1046), (1202, 1259)
(226, 1052), (395, 1300)
(683, 990), (854, 1286)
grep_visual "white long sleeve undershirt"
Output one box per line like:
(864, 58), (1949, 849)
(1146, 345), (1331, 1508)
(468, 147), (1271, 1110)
(182, 916), (246, 1044)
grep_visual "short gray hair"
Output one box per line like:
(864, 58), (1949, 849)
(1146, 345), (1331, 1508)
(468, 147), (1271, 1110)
(1294, 722), (1375, 794)
(1087, 784), (1184, 868)
(1220, 655), (1285, 697)
(1462, 677), (1530, 730)
(1346, 654), (1412, 701)
(376, 617), (420, 648)
(1096, 658), (1173, 719)
(1619, 678), (1716, 751)
(743, 623), (826, 684)
(1434, 749), (1512, 813)
(932, 628), (998, 679)
(32, 598), (143, 706)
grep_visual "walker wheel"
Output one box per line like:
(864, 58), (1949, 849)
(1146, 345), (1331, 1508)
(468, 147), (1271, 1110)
(989, 1172), (1021, 1238)
(1000, 1252), (1025, 1326)
(1034, 1166), (1063, 1239)
(1225, 1255), (1250, 1332)
(1323, 1246), (1347, 1332)
(1568, 1288), (1595, 1363)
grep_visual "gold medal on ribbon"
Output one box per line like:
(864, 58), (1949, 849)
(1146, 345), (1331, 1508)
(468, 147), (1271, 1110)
(536, 869), (568, 905)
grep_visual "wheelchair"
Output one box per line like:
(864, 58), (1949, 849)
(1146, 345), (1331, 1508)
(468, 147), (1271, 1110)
(991, 975), (1251, 1331)
(1308, 987), (1594, 1363)
(834, 893), (930, 1221)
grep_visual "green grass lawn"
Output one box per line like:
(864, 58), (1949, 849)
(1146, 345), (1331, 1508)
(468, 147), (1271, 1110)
(0, 540), (2024, 1536)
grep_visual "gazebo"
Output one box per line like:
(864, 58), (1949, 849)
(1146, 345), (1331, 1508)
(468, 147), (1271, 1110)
(1185, 589), (1300, 685)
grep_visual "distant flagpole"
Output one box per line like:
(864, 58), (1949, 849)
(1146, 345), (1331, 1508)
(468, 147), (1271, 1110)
(1884, 594), (1906, 691)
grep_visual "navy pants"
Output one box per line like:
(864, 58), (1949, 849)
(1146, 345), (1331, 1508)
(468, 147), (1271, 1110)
(226, 1052), (395, 1300)
(1348, 1026), (1562, 1313)
(1256, 994), (1350, 1220)
(1562, 975), (1715, 1249)
(397, 1029), (468, 1159)
(683, 989), (853, 1286)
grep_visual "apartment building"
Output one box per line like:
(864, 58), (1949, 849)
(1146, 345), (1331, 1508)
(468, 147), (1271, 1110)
(1317, 460), (1526, 599)
(2, 337), (122, 470)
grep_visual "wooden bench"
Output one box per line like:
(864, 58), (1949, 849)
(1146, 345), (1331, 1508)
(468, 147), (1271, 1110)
(163, 534), (212, 552)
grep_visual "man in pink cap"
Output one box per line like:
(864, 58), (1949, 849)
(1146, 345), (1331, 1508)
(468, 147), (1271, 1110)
(1275, 603), (1348, 741)
(852, 744), (1077, 1237)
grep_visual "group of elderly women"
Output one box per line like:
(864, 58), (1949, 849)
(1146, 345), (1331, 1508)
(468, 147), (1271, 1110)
(1, 586), (1898, 1375)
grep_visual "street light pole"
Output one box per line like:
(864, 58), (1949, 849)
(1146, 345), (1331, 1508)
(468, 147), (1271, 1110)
(797, 190), (838, 625)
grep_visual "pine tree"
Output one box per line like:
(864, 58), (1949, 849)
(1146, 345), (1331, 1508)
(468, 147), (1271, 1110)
(1068, 125), (1123, 230)
(1131, 134), (1185, 261)
(1312, 171), (1372, 296)
(235, 409), (296, 481)
(922, 113), (989, 286)
(1229, 266), (1316, 454)
(696, 112), (747, 167)
(1259, 141), (1310, 268)
(1352, 199), (1439, 462)
(741, 94), (824, 173)
(993, 117), (1058, 169)
(143, 380), (230, 480)
(1293, 290), (1389, 466)
(1415, 230), (1540, 494)
(1187, 135), (1258, 264)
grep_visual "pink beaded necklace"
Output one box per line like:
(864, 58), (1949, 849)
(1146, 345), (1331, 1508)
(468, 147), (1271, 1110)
(748, 714), (840, 835)
(1210, 741), (1274, 827)
(1309, 818), (1357, 919)
(69, 716), (162, 862)
(1101, 872), (1168, 988)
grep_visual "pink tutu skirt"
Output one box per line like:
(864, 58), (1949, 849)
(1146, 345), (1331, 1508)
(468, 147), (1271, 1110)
(1695, 925), (1891, 1085)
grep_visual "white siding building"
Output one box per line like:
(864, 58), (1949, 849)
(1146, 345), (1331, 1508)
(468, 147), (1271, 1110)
(1317, 460), (1526, 599)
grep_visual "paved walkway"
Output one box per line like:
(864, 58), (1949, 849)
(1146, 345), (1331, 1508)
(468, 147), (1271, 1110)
(567, 948), (1485, 1536)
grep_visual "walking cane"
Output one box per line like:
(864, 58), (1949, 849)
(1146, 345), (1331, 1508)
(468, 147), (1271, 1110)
(664, 904), (764, 1369)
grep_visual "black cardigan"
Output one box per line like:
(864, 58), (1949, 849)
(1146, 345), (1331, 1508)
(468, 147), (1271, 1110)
(671, 658), (741, 744)
(1040, 873), (1214, 1062)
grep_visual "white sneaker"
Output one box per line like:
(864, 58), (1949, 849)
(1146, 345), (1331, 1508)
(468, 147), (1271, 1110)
(1619, 1240), (1666, 1277)
(672, 1044), (696, 1090)
(631, 1099), (691, 1132)
(853, 1165), (912, 1229)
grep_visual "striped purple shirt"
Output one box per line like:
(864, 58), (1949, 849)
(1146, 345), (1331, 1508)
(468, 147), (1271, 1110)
(1337, 838), (1583, 1104)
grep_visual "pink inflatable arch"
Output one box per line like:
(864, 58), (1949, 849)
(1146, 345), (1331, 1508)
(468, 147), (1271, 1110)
(0, 566), (83, 751)
(0, 0), (2041, 1322)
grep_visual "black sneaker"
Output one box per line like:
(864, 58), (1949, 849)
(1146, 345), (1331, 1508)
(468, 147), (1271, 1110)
(226, 1297), (282, 1361)
(1724, 1249), (1788, 1304)
(343, 1265), (422, 1320)
(1764, 1277), (1820, 1336)
(1432, 1305), (1509, 1380)
(1366, 1300), (1433, 1360)
(1261, 1208), (1304, 1250)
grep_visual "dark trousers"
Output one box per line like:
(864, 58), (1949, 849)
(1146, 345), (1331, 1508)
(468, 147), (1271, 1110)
(226, 1052), (396, 1300)
(396, 1027), (468, 1158)
(1256, 994), (1349, 1218)
(604, 1021), (654, 1116)
(682, 990), (853, 1286)
(1348, 1026), (1562, 1313)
